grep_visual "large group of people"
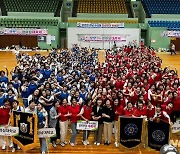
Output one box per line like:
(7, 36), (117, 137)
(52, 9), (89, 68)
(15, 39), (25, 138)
(0, 45), (179, 154)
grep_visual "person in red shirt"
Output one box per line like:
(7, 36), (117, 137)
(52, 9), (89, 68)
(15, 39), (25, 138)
(133, 100), (147, 118)
(80, 99), (92, 145)
(58, 98), (70, 147)
(146, 100), (155, 120)
(124, 102), (134, 117)
(113, 98), (123, 147)
(172, 92), (180, 123)
(161, 102), (173, 116)
(153, 104), (171, 124)
(117, 91), (126, 107)
(69, 97), (81, 146)
(0, 99), (12, 150)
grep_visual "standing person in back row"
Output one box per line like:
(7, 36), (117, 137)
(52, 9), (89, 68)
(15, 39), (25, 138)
(170, 43), (176, 55)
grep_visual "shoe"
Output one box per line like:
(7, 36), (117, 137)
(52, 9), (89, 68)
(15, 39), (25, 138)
(94, 142), (97, 145)
(114, 142), (119, 147)
(83, 141), (87, 145)
(104, 142), (107, 145)
(64, 141), (67, 145)
(96, 143), (100, 146)
(17, 146), (20, 150)
(86, 140), (89, 145)
(60, 142), (65, 147)
(69, 142), (75, 147)
(52, 142), (57, 148)
(42, 152), (46, 154)
(107, 142), (111, 145)
(12, 148), (16, 153)
(9, 142), (13, 148)
(2, 145), (6, 150)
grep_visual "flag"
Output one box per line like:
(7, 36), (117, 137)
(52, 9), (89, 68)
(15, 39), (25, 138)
(119, 117), (144, 149)
(148, 120), (170, 150)
(12, 111), (38, 151)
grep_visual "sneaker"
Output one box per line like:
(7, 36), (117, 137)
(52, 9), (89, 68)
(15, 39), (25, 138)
(104, 142), (107, 145)
(9, 142), (13, 148)
(96, 143), (100, 146)
(64, 141), (67, 145)
(107, 142), (111, 145)
(69, 142), (75, 147)
(86, 140), (89, 145)
(42, 152), (46, 154)
(83, 141), (87, 146)
(94, 142), (97, 145)
(52, 142), (57, 148)
(60, 142), (65, 147)
(12, 148), (16, 153)
(114, 142), (119, 147)
(17, 146), (20, 150)
(2, 145), (6, 150)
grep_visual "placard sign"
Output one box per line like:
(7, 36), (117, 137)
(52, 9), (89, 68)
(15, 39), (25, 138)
(38, 128), (56, 138)
(77, 121), (98, 131)
(0, 126), (19, 136)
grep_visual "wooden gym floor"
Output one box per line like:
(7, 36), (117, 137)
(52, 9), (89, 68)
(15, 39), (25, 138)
(0, 50), (179, 154)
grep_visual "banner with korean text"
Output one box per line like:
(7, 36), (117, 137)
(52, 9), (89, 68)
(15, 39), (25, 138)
(77, 121), (98, 131)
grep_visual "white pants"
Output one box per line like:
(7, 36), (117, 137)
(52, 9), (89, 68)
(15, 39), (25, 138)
(0, 136), (12, 147)
(59, 120), (68, 143)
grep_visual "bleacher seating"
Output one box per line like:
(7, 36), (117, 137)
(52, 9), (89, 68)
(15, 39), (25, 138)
(0, 18), (59, 28)
(77, 0), (128, 14)
(148, 20), (180, 30)
(3, 0), (62, 14)
(142, 0), (180, 16)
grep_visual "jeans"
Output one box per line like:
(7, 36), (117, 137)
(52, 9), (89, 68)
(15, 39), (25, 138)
(38, 123), (47, 152)
(40, 138), (47, 152)
(22, 98), (28, 108)
(70, 122), (77, 143)
(83, 130), (90, 141)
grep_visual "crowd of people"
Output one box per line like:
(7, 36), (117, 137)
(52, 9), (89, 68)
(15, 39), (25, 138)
(0, 45), (179, 154)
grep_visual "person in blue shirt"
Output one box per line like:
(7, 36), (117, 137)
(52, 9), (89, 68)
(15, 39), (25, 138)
(6, 89), (17, 103)
(37, 103), (48, 154)
(28, 78), (38, 94)
(55, 85), (69, 101)
(44, 66), (51, 79)
(0, 69), (8, 84)
(56, 71), (64, 83)
(90, 71), (96, 82)
(0, 89), (7, 106)
(21, 80), (30, 107)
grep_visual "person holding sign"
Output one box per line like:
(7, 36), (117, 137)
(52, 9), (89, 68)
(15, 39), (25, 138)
(92, 98), (103, 146)
(37, 103), (48, 154)
(102, 99), (115, 146)
(0, 99), (12, 150)
(69, 97), (81, 147)
(11, 100), (24, 153)
(80, 99), (92, 145)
